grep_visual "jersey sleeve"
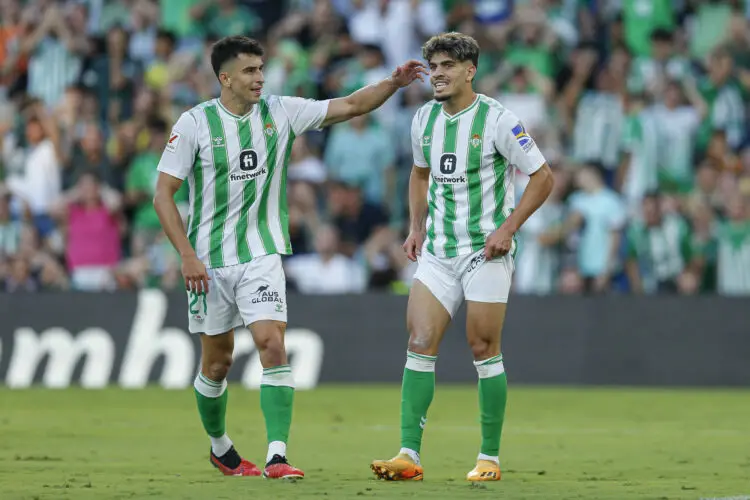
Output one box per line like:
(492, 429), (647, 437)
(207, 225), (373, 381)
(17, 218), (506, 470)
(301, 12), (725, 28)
(411, 108), (429, 168)
(280, 96), (330, 136)
(493, 110), (546, 176)
(157, 112), (199, 181)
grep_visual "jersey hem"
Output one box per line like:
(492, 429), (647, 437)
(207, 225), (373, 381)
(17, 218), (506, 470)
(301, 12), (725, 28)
(202, 250), (292, 270)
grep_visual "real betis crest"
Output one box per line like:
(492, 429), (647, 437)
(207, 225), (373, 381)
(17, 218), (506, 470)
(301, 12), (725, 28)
(471, 133), (481, 148)
(265, 123), (275, 136)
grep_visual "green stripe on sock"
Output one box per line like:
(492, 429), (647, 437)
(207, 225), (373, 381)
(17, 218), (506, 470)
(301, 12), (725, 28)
(199, 373), (222, 387)
(263, 365), (292, 374)
(476, 354), (503, 366)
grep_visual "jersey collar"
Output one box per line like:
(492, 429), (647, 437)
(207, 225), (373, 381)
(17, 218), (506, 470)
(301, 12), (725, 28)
(216, 98), (255, 120)
(441, 94), (480, 121)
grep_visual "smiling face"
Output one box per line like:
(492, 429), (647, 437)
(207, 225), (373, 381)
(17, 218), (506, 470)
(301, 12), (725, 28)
(421, 32), (480, 103)
(428, 52), (476, 102)
(220, 52), (265, 106)
(211, 36), (266, 107)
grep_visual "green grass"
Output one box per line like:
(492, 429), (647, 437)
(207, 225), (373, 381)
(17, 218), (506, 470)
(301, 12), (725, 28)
(1, 385), (749, 499)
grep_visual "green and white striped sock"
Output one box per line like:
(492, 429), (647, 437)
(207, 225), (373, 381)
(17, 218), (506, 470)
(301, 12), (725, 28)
(194, 372), (232, 456)
(260, 365), (295, 463)
(400, 351), (437, 462)
(474, 354), (507, 463)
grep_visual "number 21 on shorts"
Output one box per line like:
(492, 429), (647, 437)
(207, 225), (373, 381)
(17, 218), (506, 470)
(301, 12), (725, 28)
(189, 291), (208, 323)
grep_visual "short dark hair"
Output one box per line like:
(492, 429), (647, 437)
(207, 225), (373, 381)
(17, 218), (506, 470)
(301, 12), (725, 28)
(210, 36), (264, 79)
(422, 32), (480, 68)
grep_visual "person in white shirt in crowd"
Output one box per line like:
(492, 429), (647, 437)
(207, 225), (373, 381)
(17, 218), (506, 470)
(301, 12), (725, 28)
(284, 223), (367, 294)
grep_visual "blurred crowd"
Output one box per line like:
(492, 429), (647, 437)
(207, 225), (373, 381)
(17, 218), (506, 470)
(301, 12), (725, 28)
(0, 0), (749, 296)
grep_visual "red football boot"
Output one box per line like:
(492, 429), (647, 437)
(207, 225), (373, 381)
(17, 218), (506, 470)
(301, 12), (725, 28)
(263, 454), (305, 479)
(210, 447), (262, 476)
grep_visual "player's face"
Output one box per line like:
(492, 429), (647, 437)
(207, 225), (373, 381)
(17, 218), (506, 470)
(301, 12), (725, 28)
(428, 53), (475, 102)
(223, 53), (265, 106)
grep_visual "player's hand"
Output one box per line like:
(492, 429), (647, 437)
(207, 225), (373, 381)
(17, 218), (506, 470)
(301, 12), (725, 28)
(391, 60), (428, 88)
(485, 225), (514, 259)
(182, 254), (211, 294)
(403, 229), (426, 262)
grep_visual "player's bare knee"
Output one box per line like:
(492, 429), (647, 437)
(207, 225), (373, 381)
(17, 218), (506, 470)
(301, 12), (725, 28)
(407, 328), (439, 356)
(205, 352), (233, 381)
(468, 337), (498, 361)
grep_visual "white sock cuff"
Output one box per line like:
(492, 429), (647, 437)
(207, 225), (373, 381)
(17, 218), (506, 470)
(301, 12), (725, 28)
(194, 372), (227, 398)
(261, 365), (295, 388)
(405, 351), (437, 372)
(474, 354), (505, 379)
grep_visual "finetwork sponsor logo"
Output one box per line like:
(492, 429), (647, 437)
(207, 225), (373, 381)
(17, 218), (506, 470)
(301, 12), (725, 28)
(230, 168), (267, 182)
(433, 175), (467, 184)
(0, 290), (322, 390)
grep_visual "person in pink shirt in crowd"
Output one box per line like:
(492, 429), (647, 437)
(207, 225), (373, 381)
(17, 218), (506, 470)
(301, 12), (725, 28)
(51, 171), (124, 291)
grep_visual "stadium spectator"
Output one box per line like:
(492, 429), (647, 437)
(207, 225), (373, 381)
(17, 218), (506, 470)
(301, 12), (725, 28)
(285, 223), (367, 294)
(52, 171), (123, 292)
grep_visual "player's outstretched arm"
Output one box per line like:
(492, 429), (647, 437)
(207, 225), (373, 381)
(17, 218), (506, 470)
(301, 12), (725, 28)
(320, 60), (427, 128)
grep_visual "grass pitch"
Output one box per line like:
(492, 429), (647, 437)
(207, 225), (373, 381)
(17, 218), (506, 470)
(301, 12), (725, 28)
(0, 385), (748, 499)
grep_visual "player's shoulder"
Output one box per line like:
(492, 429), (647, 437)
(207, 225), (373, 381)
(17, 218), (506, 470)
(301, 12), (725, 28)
(177, 99), (217, 129)
(413, 99), (440, 123)
(477, 94), (511, 122)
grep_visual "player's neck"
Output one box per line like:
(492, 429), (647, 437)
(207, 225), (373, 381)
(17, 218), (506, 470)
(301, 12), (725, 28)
(442, 90), (477, 117)
(219, 92), (254, 117)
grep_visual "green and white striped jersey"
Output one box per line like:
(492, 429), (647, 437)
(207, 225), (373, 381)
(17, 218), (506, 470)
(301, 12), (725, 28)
(157, 96), (329, 269)
(411, 94), (546, 258)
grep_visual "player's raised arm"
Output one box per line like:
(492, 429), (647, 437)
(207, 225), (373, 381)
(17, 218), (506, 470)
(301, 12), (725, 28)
(485, 113), (554, 259)
(319, 60), (427, 128)
(153, 112), (209, 293)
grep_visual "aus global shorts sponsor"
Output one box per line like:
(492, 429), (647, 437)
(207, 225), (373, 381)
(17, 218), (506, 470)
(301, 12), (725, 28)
(251, 285), (284, 306)
(230, 168), (267, 182)
(433, 175), (467, 184)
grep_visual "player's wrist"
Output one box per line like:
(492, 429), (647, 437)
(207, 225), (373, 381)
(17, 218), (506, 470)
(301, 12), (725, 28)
(179, 248), (199, 260)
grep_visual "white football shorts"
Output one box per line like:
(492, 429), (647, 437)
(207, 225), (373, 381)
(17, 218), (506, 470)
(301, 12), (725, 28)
(186, 254), (287, 335)
(413, 245), (514, 317)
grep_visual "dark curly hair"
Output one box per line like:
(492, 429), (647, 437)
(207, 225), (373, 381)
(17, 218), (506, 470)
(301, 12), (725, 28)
(422, 32), (480, 68)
